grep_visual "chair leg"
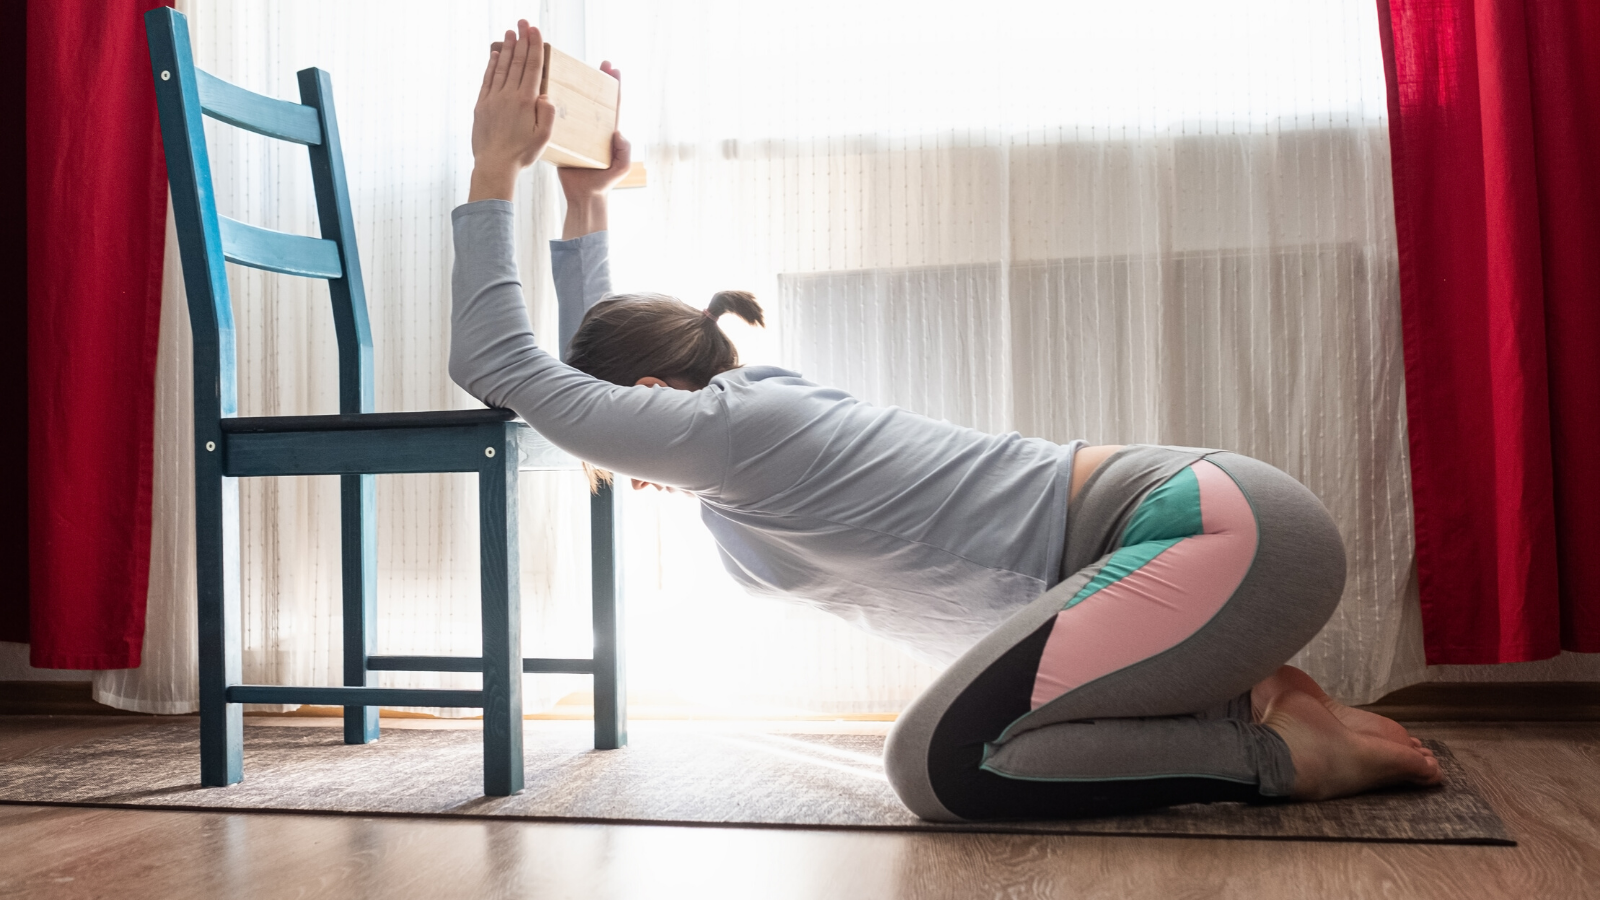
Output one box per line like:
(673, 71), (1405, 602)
(590, 482), (627, 750)
(197, 469), (243, 786)
(479, 427), (524, 796)
(341, 473), (379, 744)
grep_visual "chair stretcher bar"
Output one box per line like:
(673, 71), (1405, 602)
(225, 686), (486, 707)
(366, 655), (598, 674)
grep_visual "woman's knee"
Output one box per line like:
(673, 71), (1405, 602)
(883, 689), (964, 821)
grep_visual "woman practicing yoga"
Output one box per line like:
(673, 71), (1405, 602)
(454, 22), (1442, 821)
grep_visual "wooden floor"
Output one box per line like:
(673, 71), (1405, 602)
(2, 716), (1598, 899)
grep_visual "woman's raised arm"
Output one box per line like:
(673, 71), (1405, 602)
(550, 61), (630, 358)
(451, 29), (727, 493)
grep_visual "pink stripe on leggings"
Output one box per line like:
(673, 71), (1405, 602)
(1030, 460), (1258, 710)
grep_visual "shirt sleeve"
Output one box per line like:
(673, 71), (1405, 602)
(449, 200), (728, 492)
(550, 229), (613, 362)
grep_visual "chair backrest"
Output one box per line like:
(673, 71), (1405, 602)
(144, 7), (373, 435)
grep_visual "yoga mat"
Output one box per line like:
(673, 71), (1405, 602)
(0, 721), (1511, 844)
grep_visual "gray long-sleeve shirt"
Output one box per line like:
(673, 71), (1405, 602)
(450, 199), (1083, 664)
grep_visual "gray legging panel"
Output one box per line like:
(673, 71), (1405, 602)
(884, 446), (1347, 822)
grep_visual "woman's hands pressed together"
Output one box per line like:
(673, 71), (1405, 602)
(467, 21), (631, 236)
(468, 20), (556, 202)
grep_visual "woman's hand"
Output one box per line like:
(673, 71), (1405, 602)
(559, 127), (632, 198)
(559, 63), (631, 239)
(559, 130), (630, 238)
(558, 62), (630, 198)
(468, 20), (555, 203)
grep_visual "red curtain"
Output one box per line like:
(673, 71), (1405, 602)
(27, 0), (172, 668)
(1379, 0), (1600, 664)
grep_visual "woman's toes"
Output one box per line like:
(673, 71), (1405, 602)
(1403, 745), (1443, 785)
(1417, 754), (1444, 786)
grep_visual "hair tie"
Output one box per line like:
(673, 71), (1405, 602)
(702, 308), (716, 320)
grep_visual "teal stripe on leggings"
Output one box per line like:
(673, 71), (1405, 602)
(1062, 466), (1205, 611)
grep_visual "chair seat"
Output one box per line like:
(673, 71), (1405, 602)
(221, 407), (519, 432)
(220, 408), (579, 476)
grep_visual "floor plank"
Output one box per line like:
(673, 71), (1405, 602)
(1, 717), (1597, 899)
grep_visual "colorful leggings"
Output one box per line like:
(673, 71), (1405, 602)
(884, 446), (1346, 821)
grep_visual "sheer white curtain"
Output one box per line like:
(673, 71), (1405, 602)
(102, 0), (1600, 715)
(592, 0), (1600, 706)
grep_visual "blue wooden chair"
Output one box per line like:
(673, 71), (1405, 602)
(144, 7), (625, 796)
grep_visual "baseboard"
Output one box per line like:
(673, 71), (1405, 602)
(0, 682), (149, 716)
(1356, 682), (1600, 722)
(6, 679), (1600, 721)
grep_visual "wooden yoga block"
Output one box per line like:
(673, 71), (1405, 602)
(539, 44), (618, 169)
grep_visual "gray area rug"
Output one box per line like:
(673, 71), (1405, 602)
(0, 722), (1511, 844)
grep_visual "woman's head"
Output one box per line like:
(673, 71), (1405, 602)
(566, 290), (765, 389)
(567, 290), (764, 492)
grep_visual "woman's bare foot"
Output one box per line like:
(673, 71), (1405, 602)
(1261, 689), (1442, 801)
(1252, 665), (1418, 749)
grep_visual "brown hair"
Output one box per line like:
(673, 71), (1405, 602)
(566, 290), (765, 390)
(566, 290), (765, 490)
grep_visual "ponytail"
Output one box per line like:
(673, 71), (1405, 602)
(705, 290), (765, 327)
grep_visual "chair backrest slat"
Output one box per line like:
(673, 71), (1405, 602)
(219, 216), (344, 279)
(196, 69), (323, 145)
(298, 68), (374, 415)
